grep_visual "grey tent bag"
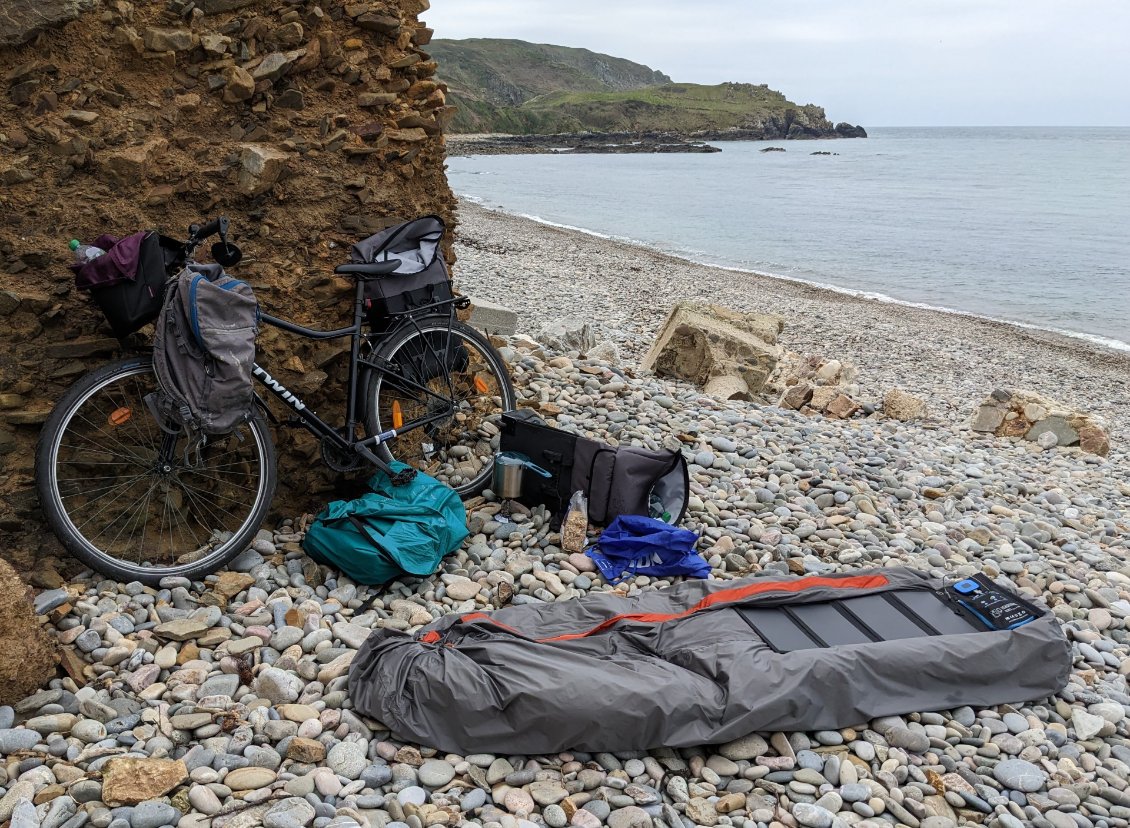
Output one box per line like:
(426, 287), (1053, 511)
(151, 263), (259, 444)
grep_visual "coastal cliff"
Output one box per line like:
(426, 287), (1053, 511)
(432, 39), (866, 140)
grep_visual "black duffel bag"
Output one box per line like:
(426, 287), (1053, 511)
(499, 410), (689, 526)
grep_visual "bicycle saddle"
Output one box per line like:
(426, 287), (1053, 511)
(335, 259), (402, 279)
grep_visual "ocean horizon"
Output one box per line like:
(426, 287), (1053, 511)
(448, 126), (1130, 352)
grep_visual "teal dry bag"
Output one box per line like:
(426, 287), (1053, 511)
(302, 463), (469, 585)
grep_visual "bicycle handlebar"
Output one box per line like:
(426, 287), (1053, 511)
(188, 216), (229, 243)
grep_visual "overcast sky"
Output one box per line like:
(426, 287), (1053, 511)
(424, 1), (1130, 127)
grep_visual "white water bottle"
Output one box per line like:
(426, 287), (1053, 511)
(69, 239), (106, 263)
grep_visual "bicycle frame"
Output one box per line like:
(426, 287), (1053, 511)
(250, 276), (463, 470)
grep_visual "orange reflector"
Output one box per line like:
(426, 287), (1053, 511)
(391, 400), (404, 430)
(474, 375), (490, 394)
(108, 407), (132, 426)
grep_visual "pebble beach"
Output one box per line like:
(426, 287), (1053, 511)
(2, 200), (1130, 828)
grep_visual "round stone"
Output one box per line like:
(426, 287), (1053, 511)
(886, 727), (930, 752)
(264, 797), (317, 828)
(397, 786), (427, 807)
(504, 788), (535, 814)
(327, 741), (367, 780)
(460, 788), (488, 811)
(71, 719), (107, 744)
(792, 803), (834, 828)
(225, 767), (277, 791)
(418, 760), (456, 787)
(188, 786), (222, 815)
(131, 801), (178, 828)
(993, 758), (1047, 792)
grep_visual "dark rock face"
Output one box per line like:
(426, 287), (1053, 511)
(835, 122), (868, 138)
(0, 0), (96, 47)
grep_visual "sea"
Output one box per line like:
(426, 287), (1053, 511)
(447, 127), (1130, 352)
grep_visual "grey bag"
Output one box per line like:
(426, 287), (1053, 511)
(350, 216), (453, 332)
(152, 263), (259, 442)
(499, 410), (690, 525)
(573, 440), (689, 525)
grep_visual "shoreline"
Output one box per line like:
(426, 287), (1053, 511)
(452, 198), (1130, 444)
(501, 203), (1130, 356)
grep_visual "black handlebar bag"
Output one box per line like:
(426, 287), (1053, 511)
(500, 411), (689, 526)
(71, 232), (184, 338)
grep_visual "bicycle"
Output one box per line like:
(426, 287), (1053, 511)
(35, 217), (516, 585)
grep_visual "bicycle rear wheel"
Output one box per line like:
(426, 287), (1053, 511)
(366, 316), (515, 497)
(35, 357), (277, 585)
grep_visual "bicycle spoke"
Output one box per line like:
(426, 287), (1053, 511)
(63, 470), (152, 503)
(71, 410), (155, 466)
(105, 477), (161, 562)
(176, 478), (237, 537)
(78, 475), (153, 540)
(41, 359), (275, 582)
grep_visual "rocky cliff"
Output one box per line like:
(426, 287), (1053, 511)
(428, 38), (672, 132)
(0, 0), (456, 575)
(431, 40), (866, 139)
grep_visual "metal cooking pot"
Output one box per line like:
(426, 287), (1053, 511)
(493, 451), (551, 500)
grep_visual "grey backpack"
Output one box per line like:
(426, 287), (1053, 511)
(151, 263), (259, 444)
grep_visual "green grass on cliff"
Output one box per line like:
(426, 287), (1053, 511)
(430, 39), (830, 135)
(521, 83), (800, 133)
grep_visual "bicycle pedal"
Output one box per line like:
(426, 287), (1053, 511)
(391, 468), (418, 486)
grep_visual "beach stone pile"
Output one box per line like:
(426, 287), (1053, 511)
(3, 345), (1130, 828)
(972, 389), (1111, 456)
(773, 354), (865, 421)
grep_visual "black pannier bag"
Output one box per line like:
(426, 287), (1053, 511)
(500, 410), (690, 526)
(349, 215), (454, 333)
(72, 232), (184, 338)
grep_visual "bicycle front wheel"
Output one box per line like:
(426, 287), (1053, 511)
(35, 357), (277, 585)
(366, 316), (515, 497)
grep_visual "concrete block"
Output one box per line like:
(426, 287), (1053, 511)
(468, 298), (518, 336)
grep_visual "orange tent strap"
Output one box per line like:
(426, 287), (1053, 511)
(435, 574), (890, 644)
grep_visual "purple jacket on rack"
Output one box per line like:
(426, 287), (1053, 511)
(70, 231), (148, 290)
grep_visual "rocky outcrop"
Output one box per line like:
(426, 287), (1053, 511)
(971, 389), (1110, 456)
(0, 558), (57, 704)
(642, 303), (783, 400)
(0, 0), (97, 47)
(447, 132), (721, 156)
(0, 0), (456, 575)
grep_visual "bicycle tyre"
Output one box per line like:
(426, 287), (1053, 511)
(35, 356), (277, 585)
(366, 316), (515, 498)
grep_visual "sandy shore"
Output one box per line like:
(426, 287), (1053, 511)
(452, 200), (1130, 444)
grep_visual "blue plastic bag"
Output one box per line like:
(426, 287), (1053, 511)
(586, 515), (710, 584)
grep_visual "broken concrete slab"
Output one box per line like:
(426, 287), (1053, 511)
(642, 302), (783, 401)
(468, 298), (518, 336)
